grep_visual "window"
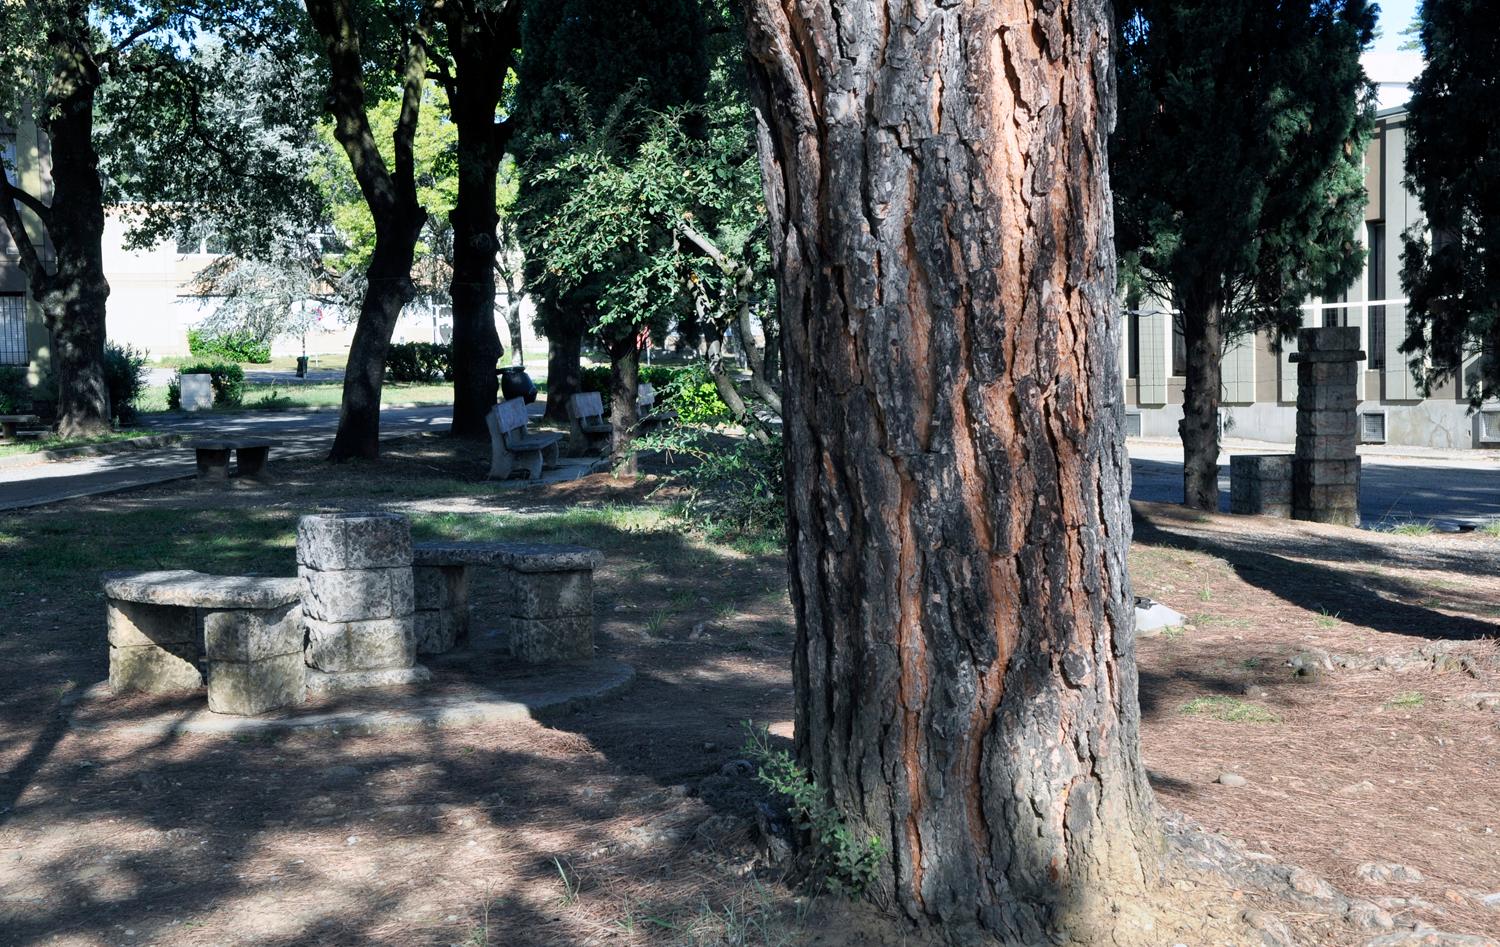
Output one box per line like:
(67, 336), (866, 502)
(1321, 277), (1348, 327)
(1126, 291), (1141, 379)
(0, 293), (28, 365)
(1171, 318), (1187, 377)
(1367, 222), (1386, 370)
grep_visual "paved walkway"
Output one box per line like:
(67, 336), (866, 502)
(1129, 437), (1500, 528)
(0, 405), (454, 511)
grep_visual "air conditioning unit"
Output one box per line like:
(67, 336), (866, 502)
(1359, 410), (1387, 444)
(1124, 411), (1143, 437)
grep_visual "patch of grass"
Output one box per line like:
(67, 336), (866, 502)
(1158, 625), (1187, 640)
(1315, 608), (1341, 628)
(552, 857), (580, 907)
(1240, 657), (1263, 670)
(1385, 691), (1426, 710)
(1197, 587), (1213, 602)
(137, 382), (452, 416)
(1180, 696), (1279, 723)
(0, 429), (163, 458)
(1481, 521), (1500, 538)
(645, 609), (669, 636)
(1387, 520), (1436, 537)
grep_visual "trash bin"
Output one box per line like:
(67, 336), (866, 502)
(296, 356), (308, 378)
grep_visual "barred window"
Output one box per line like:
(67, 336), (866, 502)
(0, 293), (28, 365)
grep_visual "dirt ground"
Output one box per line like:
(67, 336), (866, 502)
(0, 438), (1497, 946)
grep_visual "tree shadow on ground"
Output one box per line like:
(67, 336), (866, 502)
(1132, 504), (1500, 642)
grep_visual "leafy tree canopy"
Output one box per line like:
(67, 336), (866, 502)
(1399, 0), (1500, 403)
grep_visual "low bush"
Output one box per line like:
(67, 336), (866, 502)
(386, 342), (451, 383)
(187, 328), (271, 364)
(580, 363), (730, 423)
(0, 366), (33, 415)
(168, 361), (245, 409)
(103, 343), (149, 423)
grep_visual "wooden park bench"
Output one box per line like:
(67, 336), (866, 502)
(0, 413), (42, 442)
(188, 438), (274, 480)
(566, 391), (611, 455)
(486, 397), (561, 480)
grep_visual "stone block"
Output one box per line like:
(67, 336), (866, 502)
(1299, 386), (1359, 413)
(1296, 410), (1357, 439)
(303, 615), (415, 672)
(207, 651), (306, 715)
(109, 643), (203, 694)
(203, 604), (303, 662)
(304, 665), (431, 698)
(179, 373), (214, 412)
(296, 512), (412, 572)
(503, 568), (593, 619)
(509, 616), (593, 664)
(1296, 326), (1362, 353)
(1296, 458), (1361, 487)
(414, 610), (462, 655)
(103, 571), (299, 609)
(299, 565), (412, 622)
(107, 600), (199, 648)
(1296, 433), (1358, 460)
(1229, 454), (1294, 517)
(414, 566), (448, 609)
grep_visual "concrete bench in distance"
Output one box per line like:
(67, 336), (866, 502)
(102, 569), (305, 715)
(637, 384), (675, 428)
(566, 391), (611, 456)
(486, 397), (561, 480)
(412, 540), (601, 662)
(0, 413), (41, 442)
(188, 438), (274, 480)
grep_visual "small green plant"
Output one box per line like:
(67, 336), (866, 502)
(1197, 587), (1213, 602)
(1180, 696), (1279, 723)
(1388, 520), (1436, 537)
(1315, 607), (1341, 628)
(645, 609), (669, 636)
(0, 366), (33, 415)
(1481, 520), (1500, 538)
(552, 856), (580, 906)
(1240, 656), (1263, 670)
(743, 723), (884, 897)
(1385, 691), (1425, 710)
(103, 343), (148, 423)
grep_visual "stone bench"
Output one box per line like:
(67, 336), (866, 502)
(0, 413), (41, 442)
(486, 397), (562, 480)
(1230, 453), (1294, 518)
(637, 384), (675, 427)
(566, 391), (611, 456)
(412, 541), (601, 663)
(189, 439), (274, 480)
(103, 570), (305, 715)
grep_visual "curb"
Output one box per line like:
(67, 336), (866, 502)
(0, 434), (185, 470)
(64, 658), (635, 737)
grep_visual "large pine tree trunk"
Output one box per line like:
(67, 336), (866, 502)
(43, 39), (110, 437)
(744, 1), (1159, 938)
(1180, 299), (1223, 510)
(605, 334), (639, 476)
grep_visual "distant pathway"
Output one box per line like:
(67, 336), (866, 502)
(0, 405), (454, 511)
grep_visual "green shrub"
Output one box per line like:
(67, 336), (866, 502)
(0, 366), (33, 415)
(103, 343), (149, 423)
(187, 328), (271, 364)
(168, 361), (245, 409)
(580, 363), (730, 423)
(636, 426), (785, 541)
(385, 342), (451, 383)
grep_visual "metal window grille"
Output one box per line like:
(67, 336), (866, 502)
(1480, 411), (1500, 444)
(1124, 411), (1143, 437)
(0, 293), (27, 365)
(1359, 411), (1387, 444)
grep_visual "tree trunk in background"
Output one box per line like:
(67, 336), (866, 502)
(543, 315), (583, 421)
(42, 33), (110, 436)
(441, 0), (522, 439)
(744, 0), (1159, 939)
(605, 335), (638, 476)
(504, 297), (524, 367)
(1180, 298), (1223, 510)
(331, 234), (421, 459)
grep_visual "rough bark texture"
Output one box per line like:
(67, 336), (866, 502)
(543, 318), (583, 422)
(1179, 298), (1222, 511)
(307, 0), (428, 461)
(0, 9), (112, 436)
(434, 0), (522, 438)
(744, 0), (1159, 939)
(605, 336), (639, 476)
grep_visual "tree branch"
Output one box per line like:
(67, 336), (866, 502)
(0, 169), (52, 298)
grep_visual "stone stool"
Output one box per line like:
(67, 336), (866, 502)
(297, 512), (428, 696)
(103, 570), (305, 715)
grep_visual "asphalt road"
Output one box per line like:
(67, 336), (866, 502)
(0, 405), (454, 511)
(1129, 441), (1500, 528)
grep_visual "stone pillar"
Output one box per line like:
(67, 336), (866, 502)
(297, 512), (429, 695)
(413, 564), (469, 655)
(1290, 327), (1364, 526)
(1230, 454), (1294, 518)
(502, 547), (599, 664)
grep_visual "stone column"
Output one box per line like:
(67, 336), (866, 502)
(1290, 327), (1364, 526)
(297, 512), (429, 695)
(1230, 454), (1294, 518)
(502, 547), (600, 664)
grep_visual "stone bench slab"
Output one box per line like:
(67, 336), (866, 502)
(412, 541), (601, 573)
(103, 570), (301, 610)
(188, 438), (276, 450)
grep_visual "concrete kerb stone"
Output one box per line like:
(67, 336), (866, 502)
(67, 658), (636, 737)
(296, 512), (413, 572)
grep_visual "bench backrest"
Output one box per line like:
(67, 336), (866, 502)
(494, 398), (530, 436)
(637, 383), (656, 410)
(568, 391), (604, 422)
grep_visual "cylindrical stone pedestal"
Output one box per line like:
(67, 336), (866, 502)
(297, 512), (426, 694)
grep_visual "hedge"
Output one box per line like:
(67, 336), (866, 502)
(168, 361), (245, 409)
(188, 329), (271, 364)
(386, 342), (452, 383)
